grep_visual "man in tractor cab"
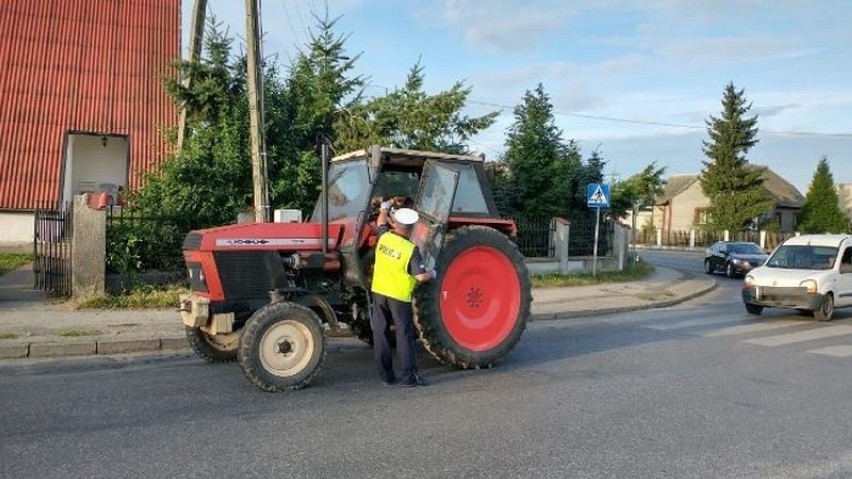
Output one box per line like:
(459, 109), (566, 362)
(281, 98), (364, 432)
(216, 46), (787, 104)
(371, 200), (436, 387)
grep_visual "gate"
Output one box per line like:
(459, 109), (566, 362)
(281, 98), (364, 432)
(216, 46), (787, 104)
(33, 202), (73, 296)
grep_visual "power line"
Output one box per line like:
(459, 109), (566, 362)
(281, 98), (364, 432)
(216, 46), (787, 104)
(464, 99), (852, 138)
(356, 75), (852, 140)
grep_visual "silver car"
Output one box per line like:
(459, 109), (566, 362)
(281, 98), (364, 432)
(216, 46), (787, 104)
(742, 234), (852, 321)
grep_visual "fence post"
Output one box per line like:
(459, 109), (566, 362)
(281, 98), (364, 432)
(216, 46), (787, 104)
(656, 228), (662, 246)
(689, 229), (695, 248)
(552, 218), (570, 274)
(614, 223), (626, 270)
(71, 195), (106, 297)
(759, 230), (767, 249)
(724, 230), (730, 241)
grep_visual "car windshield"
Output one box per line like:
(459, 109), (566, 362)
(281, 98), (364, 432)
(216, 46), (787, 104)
(766, 245), (838, 270)
(729, 243), (765, 255)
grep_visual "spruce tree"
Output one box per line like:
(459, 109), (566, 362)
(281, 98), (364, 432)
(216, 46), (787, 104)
(699, 82), (773, 232)
(799, 157), (849, 233)
(503, 84), (570, 217)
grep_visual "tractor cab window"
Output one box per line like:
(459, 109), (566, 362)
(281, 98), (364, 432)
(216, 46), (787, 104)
(312, 159), (370, 222)
(373, 170), (420, 201)
(451, 164), (489, 214)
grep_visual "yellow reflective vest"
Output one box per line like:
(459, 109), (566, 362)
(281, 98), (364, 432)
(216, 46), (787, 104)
(371, 232), (418, 302)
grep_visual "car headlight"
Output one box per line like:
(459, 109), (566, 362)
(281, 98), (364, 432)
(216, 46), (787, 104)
(743, 275), (755, 287)
(731, 258), (744, 264)
(800, 279), (817, 294)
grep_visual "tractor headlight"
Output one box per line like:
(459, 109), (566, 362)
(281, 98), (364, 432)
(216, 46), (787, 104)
(187, 262), (208, 293)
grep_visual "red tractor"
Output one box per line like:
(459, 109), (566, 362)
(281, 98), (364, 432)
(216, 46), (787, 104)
(179, 146), (531, 391)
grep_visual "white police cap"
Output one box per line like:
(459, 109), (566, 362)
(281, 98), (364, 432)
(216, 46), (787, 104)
(392, 208), (419, 226)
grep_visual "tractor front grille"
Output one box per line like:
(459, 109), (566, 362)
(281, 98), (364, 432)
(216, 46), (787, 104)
(213, 251), (278, 300)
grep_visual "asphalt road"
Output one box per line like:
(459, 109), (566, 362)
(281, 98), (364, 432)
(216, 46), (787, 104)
(2, 253), (852, 478)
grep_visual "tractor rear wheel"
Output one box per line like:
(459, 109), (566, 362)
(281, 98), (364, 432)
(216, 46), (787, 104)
(413, 225), (531, 369)
(237, 302), (326, 392)
(185, 326), (238, 363)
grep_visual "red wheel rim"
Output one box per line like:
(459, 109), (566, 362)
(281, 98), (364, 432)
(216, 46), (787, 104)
(439, 246), (521, 351)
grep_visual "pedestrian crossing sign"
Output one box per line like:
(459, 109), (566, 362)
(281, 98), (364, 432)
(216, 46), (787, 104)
(587, 183), (610, 208)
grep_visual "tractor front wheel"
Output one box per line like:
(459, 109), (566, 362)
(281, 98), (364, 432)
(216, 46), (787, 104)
(185, 326), (238, 363)
(237, 302), (326, 392)
(413, 225), (531, 369)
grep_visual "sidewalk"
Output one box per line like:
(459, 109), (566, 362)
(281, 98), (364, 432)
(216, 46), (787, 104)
(0, 264), (716, 361)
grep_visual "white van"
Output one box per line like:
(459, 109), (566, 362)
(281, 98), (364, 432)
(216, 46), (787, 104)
(742, 234), (852, 321)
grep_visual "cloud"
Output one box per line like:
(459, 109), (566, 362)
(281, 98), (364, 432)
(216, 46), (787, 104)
(656, 37), (819, 69)
(419, 0), (579, 52)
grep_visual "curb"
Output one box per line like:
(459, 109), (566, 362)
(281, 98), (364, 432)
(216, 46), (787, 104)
(530, 279), (718, 321)
(0, 337), (190, 360)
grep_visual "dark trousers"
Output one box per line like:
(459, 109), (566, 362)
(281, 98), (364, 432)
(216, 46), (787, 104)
(370, 293), (417, 383)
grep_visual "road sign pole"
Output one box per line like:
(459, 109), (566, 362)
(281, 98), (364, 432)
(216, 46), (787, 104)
(593, 206), (600, 277)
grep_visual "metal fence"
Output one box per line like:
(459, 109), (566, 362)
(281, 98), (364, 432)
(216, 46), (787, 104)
(506, 215), (555, 257)
(567, 213), (613, 257)
(106, 208), (195, 274)
(33, 202), (73, 296)
(505, 213), (613, 258)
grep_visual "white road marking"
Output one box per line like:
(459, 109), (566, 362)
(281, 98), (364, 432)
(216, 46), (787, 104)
(744, 325), (852, 347)
(645, 316), (742, 331)
(705, 320), (811, 337)
(807, 345), (852, 357)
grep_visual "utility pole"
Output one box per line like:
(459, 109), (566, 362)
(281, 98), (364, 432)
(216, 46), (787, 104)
(176, 0), (207, 152)
(245, 0), (269, 222)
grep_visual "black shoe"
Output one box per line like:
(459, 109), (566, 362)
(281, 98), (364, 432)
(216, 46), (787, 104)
(382, 376), (397, 386)
(400, 374), (429, 388)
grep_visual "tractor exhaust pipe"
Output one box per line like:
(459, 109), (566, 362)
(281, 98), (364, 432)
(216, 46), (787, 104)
(321, 142), (329, 255)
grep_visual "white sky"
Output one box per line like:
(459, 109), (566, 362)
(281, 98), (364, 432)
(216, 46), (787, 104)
(183, 0), (852, 193)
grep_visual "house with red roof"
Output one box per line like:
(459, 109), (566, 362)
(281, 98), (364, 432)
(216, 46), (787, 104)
(0, 0), (179, 245)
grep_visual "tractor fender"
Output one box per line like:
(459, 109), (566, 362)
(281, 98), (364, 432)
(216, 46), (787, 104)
(280, 292), (340, 333)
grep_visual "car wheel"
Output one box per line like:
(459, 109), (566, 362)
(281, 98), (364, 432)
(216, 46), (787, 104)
(704, 260), (713, 274)
(813, 294), (834, 322)
(745, 303), (763, 315)
(726, 263), (735, 278)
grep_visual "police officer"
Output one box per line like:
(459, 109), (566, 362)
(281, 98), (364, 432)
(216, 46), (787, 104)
(371, 201), (436, 387)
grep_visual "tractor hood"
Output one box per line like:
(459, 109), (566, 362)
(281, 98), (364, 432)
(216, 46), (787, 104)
(182, 221), (344, 252)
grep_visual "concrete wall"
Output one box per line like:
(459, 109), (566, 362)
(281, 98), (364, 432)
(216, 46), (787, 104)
(0, 211), (34, 245)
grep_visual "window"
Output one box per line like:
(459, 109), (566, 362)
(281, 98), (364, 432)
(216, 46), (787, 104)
(694, 207), (709, 226)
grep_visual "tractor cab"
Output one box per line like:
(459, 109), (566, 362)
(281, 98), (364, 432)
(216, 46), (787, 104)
(311, 146), (513, 290)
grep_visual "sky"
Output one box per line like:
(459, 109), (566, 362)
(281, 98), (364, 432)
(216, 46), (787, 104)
(182, 0), (852, 194)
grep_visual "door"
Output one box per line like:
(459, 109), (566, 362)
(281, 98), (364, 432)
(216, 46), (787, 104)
(411, 161), (459, 269)
(836, 246), (852, 306)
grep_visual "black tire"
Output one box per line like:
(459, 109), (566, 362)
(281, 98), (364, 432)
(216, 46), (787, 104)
(814, 294), (834, 322)
(704, 260), (713, 274)
(725, 263), (735, 278)
(185, 326), (238, 363)
(745, 303), (763, 315)
(413, 225), (531, 369)
(237, 302), (326, 392)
